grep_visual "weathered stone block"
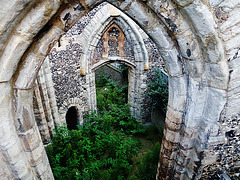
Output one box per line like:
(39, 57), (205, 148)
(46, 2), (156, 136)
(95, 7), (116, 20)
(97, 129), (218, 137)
(0, 0), (34, 43)
(21, 128), (42, 152)
(202, 87), (226, 123)
(168, 76), (187, 111)
(27, 143), (45, 166)
(208, 135), (225, 146)
(217, 0), (240, 13)
(15, 53), (43, 89)
(182, 1), (216, 38)
(165, 117), (181, 131)
(185, 58), (204, 79)
(162, 49), (183, 77)
(202, 155), (217, 165)
(209, 0), (225, 7)
(204, 37), (225, 64)
(164, 128), (181, 143)
(225, 34), (240, 52)
(166, 107), (183, 123)
(35, 26), (64, 56)
(175, 31), (201, 60)
(173, 0), (193, 7)
(206, 62), (229, 90)
(0, 35), (30, 82)
(15, 0), (60, 40)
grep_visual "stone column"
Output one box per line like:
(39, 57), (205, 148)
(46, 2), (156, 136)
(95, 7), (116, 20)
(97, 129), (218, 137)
(34, 80), (51, 143)
(37, 68), (55, 136)
(0, 82), (35, 179)
(14, 87), (54, 179)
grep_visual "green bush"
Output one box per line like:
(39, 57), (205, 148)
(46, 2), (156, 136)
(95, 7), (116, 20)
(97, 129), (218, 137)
(86, 105), (146, 136)
(131, 142), (161, 180)
(147, 69), (168, 113)
(46, 70), (163, 179)
(96, 80), (128, 112)
(47, 79), (145, 179)
(46, 121), (140, 180)
(95, 72), (111, 88)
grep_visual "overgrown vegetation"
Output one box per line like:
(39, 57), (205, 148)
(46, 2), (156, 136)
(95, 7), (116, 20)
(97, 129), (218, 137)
(147, 68), (168, 113)
(95, 73), (128, 112)
(46, 119), (140, 179)
(129, 142), (161, 180)
(46, 67), (163, 179)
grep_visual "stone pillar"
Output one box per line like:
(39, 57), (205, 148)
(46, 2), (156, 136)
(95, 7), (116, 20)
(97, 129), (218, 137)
(37, 67), (55, 136)
(14, 87), (54, 179)
(34, 80), (51, 143)
(0, 82), (35, 179)
(41, 58), (60, 125)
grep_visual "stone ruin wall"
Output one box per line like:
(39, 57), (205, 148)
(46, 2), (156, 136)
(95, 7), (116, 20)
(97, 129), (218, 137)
(0, 0), (240, 179)
(35, 3), (165, 128)
(200, 1), (240, 178)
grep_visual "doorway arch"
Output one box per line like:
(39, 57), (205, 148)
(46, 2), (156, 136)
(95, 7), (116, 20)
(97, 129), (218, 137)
(66, 106), (79, 130)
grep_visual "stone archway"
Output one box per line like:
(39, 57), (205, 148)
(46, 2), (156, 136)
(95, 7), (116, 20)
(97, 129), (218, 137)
(83, 15), (149, 120)
(92, 58), (137, 115)
(0, 0), (232, 179)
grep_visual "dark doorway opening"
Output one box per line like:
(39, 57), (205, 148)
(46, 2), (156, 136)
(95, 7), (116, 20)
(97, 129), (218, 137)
(66, 106), (78, 130)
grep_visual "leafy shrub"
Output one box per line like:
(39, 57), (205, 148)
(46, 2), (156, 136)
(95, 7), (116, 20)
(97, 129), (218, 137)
(96, 81), (128, 111)
(95, 72), (111, 88)
(46, 121), (140, 180)
(85, 105), (146, 136)
(131, 142), (161, 180)
(46, 69), (163, 180)
(47, 78), (145, 179)
(147, 69), (168, 113)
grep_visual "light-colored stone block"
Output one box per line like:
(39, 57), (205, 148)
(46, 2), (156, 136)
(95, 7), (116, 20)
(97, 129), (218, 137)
(173, 0), (193, 7)
(182, 1), (216, 37)
(162, 49), (183, 77)
(168, 76), (187, 111)
(206, 61), (229, 90)
(15, 0), (60, 40)
(15, 53), (43, 89)
(203, 87), (226, 123)
(0, 35), (30, 81)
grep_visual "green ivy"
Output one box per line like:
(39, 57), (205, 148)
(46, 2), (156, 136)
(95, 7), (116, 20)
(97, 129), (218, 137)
(46, 91), (145, 179)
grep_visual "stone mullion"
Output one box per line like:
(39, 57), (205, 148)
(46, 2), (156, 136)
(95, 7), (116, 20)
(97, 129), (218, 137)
(37, 68), (55, 137)
(42, 58), (60, 125)
(34, 80), (51, 143)
(134, 63), (142, 121)
(88, 72), (97, 111)
(128, 68), (136, 117)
